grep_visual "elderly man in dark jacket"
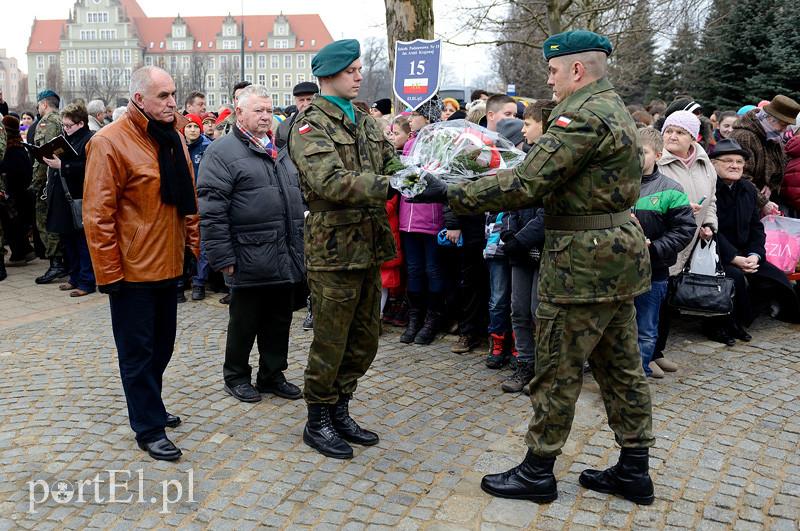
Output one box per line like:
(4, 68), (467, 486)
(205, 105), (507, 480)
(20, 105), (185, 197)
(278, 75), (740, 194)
(198, 85), (306, 404)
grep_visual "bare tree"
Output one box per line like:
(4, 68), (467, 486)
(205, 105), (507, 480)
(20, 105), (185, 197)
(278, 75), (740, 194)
(359, 37), (392, 104)
(16, 75), (30, 112)
(45, 64), (63, 97)
(189, 53), (210, 94)
(384, 0), (434, 110)
(85, 66), (127, 107)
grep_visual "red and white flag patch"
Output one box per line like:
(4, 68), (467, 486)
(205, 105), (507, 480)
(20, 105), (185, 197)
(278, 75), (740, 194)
(554, 115), (572, 128)
(298, 123), (312, 135)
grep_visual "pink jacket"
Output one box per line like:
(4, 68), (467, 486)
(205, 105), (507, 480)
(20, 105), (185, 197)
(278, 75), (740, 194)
(399, 131), (444, 234)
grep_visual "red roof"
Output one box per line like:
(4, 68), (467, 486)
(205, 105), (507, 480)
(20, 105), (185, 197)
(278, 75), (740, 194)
(134, 14), (333, 54)
(28, 19), (66, 53)
(119, 0), (146, 19)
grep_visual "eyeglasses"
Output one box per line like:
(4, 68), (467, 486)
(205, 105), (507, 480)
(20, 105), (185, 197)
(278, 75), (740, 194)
(715, 158), (745, 166)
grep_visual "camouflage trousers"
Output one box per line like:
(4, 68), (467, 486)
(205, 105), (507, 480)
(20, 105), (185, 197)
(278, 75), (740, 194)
(525, 299), (654, 457)
(304, 267), (381, 404)
(35, 194), (61, 258)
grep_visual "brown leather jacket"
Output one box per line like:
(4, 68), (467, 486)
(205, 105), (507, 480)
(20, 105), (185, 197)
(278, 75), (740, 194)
(83, 102), (200, 286)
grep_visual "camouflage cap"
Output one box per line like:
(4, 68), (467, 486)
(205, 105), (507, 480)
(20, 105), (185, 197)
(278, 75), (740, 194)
(311, 39), (361, 77)
(542, 30), (613, 61)
(36, 89), (60, 103)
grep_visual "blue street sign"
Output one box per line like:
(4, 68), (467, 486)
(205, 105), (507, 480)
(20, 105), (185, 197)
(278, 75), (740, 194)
(393, 39), (442, 111)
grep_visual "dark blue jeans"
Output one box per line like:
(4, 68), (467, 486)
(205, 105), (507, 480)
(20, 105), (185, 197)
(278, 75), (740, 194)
(192, 242), (210, 287)
(108, 282), (178, 443)
(634, 280), (669, 376)
(401, 232), (444, 294)
(487, 258), (511, 334)
(62, 230), (96, 292)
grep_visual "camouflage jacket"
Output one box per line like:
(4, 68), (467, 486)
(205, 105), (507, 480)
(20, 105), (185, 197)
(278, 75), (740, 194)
(31, 110), (62, 190)
(288, 96), (398, 271)
(448, 78), (650, 304)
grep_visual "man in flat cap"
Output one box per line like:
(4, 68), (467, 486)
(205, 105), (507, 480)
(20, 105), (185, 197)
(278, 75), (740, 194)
(276, 81), (319, 149)
(412, 29), (656, 504)
(288, 39), (401, 459)
(31, 90), (67, 284)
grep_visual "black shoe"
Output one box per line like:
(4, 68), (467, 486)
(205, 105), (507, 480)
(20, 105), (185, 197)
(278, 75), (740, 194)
(303, 404), (353, 459)
(137, 437), (182, 461)
(191, 285), (205, 301)
(224, 382), (262, 403)
(331, 394), (379, 446)
(730, 323), (752, 342)
(480, 449), (558, 503)
(166, 413), (181, 428)
(176, 291), (187, 303)
(35, 257), (68, 284)
(502, 360), (535, 393)
(256, 379), (302, 400)
(706, 327), (736, 347)
(414, 311), (443, 345)
(579, 447), (655, 505)
(219, 293), (231, 304)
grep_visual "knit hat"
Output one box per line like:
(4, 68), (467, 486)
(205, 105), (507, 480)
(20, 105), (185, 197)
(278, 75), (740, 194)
(184, 113), (203, 130)
(2, 114), (21, 138)
(215, 108), (232, 126)
(497, 118), (525, 147)
(737, 105), (757, 116)
(371, 98), (392, 115)
(763, 95), (800, 125)
(665, 97), (701, 117)
(416, 97), (443, 123)
(661, 110), (700, 139)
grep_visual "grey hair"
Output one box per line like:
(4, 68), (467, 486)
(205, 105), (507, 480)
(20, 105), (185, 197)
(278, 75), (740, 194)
(129, 65), (170, 99)
(236, 85), (272, 110)
(87, 99), (106, 115)
(112, 106), (127, 121)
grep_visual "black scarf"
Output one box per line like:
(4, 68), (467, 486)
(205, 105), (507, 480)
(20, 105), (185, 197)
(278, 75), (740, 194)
(143, 111), (197, 216)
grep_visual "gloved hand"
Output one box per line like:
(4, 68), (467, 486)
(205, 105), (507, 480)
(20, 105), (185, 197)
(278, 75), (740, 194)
(98, 281), (122, 295)
(407, 174), (448, 204)
(502, 235), (529, 260)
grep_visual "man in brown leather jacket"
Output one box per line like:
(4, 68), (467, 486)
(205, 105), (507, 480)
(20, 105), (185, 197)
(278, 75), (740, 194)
(83, 66), (200, 461)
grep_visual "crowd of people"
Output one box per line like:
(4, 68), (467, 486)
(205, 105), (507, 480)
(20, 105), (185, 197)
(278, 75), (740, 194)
(0, 33), (799, 497)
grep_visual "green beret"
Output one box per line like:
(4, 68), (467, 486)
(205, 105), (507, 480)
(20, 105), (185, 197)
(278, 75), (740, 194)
(37, 89), (60, 103)
(542, 30), (613, 61)
(311, 39), (361, 77)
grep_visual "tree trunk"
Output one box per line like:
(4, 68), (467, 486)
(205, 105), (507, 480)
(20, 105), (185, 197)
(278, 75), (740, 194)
(384, 0), (434, 111)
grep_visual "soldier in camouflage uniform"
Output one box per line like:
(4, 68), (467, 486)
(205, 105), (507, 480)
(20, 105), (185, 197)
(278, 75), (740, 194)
(288, 39), (400, 460)
(413, 30), (656, 505)
(0, 123), (6, 280)
(31, 90), (67, 284)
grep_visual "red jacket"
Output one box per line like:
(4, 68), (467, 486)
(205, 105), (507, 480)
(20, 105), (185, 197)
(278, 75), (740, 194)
(380, 196), (403, 290)
(781, 134), (800, 211)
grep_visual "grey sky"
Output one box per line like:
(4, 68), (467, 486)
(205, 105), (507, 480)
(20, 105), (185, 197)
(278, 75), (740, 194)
(3, 0), (494, 87)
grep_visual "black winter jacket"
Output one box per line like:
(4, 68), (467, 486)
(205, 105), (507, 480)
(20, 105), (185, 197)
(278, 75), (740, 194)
(504, 207), (545, 267)
(714, 178), (765, 265)
(197, 126), (306, 288)
(46, 125), (93, 234)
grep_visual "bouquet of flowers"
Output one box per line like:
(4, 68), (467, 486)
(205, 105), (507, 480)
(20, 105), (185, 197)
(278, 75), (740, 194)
(390, 119), (527, 198)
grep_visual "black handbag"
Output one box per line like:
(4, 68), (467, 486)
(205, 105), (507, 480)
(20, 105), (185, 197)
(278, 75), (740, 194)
(668, 237), (735, 316)
(57, 170), (83, 231)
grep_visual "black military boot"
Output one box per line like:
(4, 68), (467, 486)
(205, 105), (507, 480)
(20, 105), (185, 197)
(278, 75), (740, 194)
(35, 257), (68, 284)
(579, 447), (654, 505)
(0, 254), (7, 282)
(303, 404), (353, 459)
(331, 394), (379, 446)
(480, 449), (558, 503)
(400, 292), (425, 344)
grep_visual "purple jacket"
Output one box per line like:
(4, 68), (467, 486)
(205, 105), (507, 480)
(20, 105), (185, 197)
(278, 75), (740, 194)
(399, 132), (444, 234)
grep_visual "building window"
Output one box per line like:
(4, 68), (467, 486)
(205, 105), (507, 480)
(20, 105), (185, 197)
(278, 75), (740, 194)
(89, 50), (98, 64)
(144, 56), (153, 66)
(207, 74), (215, 88)
(257, 54), (266, 69)
(173, 25), (186, 38)
(67, 69), (76, 87)
(309, 54), (316, 66)
(283, 73), (292, 88)
(221, 94), (229, 105)
(80, 30), (97, 40)
(311, 39), (316, 47)
(283, 55), (292, 69)
(271, 93), (279, 104)
(223, 25), (236, 37)
(123, 49), (132, 64)
(270, 74), (279, 88)
(87, 12), (109, 23)
(274, 39), (289, 49)
(222, 40), (237, 50)
(36, 56), (44, 69)
(245, 55), (253, 69)
(182, 56), (190, 70)
(123, 68), (131, 85)
(219, 74), (227, 87)
(284, 93), (292, 107)
(173, 41), (186, 51)
(296, 73), (305, 84)
(36, 73), (45, 89)
(232, 55), (240, 69)
(245, 74), (253, 83)
(297, 54), (306, 69)
(257, 74), (266, 85)
(99, 49), (109, 64)
(67, 50), (76, 65)
(170, 56), (178, 71)
(78, 69), (86, 85)
(99, 29), (117, 40)
(207, 93), (216, 107)
(275, 23), (288, 36)
(209, 56), (215, 70)
(220, 55), (228, 68)
(270, 55), (278, 69)
(299, 40), (304, 47)
(111, 49), (120, 63)
(49, 55), (58, 65)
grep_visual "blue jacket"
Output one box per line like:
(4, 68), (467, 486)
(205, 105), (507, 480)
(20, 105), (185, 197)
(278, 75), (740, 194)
(188, 135), (212, 179)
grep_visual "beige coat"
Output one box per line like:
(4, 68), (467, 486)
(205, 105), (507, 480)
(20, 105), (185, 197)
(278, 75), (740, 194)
(658, 143), (718, 275)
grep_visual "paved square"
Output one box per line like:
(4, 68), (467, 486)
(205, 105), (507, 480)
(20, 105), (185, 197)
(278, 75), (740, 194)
(1, 261), (798, 529)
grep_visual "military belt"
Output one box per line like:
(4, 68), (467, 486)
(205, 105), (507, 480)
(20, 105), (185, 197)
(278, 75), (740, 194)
(543, 210), (631, 231)
(307, 199), (348, 212)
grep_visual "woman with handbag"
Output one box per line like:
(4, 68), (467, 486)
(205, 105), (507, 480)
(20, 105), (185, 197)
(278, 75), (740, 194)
(43, 103), (95, 297)
(708, 139), (800, 342)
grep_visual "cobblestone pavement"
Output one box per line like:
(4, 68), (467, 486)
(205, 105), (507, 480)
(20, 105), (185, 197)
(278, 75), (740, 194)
(1, 260), (799, 530)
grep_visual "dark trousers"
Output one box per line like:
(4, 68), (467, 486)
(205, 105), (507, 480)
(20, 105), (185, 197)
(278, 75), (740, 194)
(224, 284), (294, 387)
(109, 282), (178, 443)
(0, 206), (34, 260)
(456, 246), (488, 337)
(62, 230), (95, 292)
